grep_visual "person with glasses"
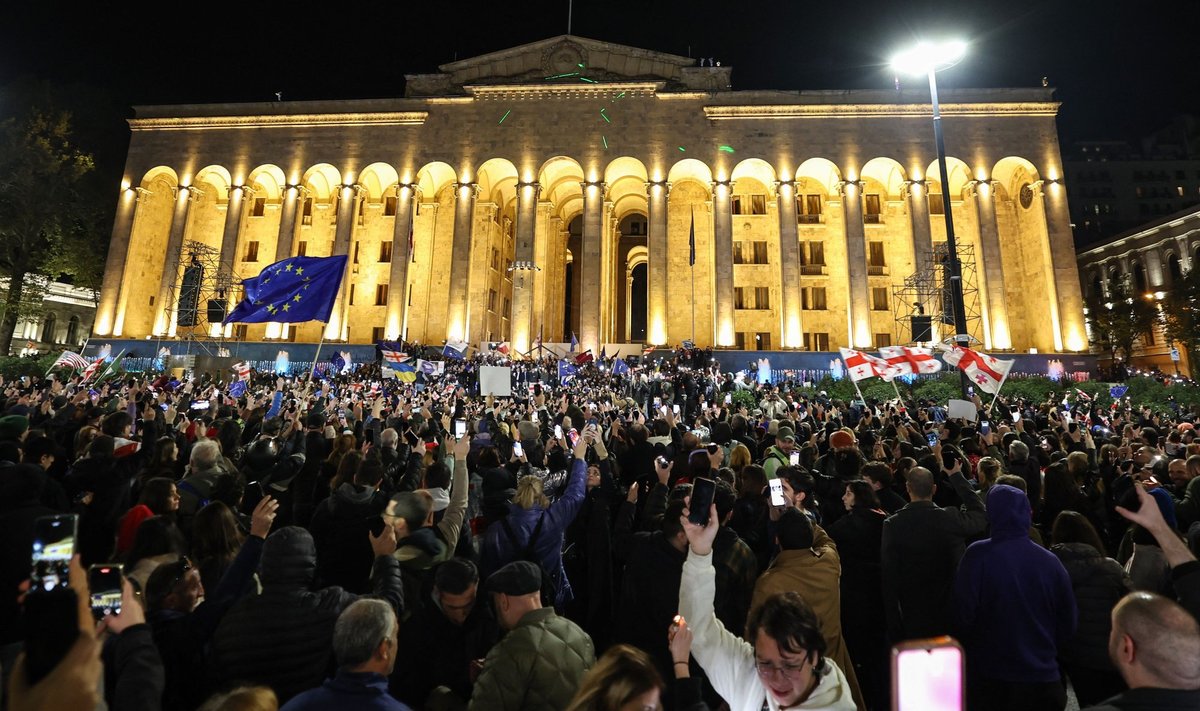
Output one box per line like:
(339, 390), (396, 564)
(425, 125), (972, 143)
(677, 501), (855, 710)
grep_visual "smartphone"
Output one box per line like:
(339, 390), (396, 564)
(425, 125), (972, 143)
(159, 403), (170, 411)
(567, 428), (580, 448)
(31, 515), (77, 593)
(531, 410), (539, 423)
(88, 564), (123, 620)
(688, 477), (716, 526)
(654, 397), (661, 407)
(403, 429), (419, 447)
(967, 386), (974, 397)
(892, 638), (965, 711)
(453, 419), (467, 439)
(789, 451), (800, 466)
(768, 478), (787, 507)
(1011, 411), (1021, 424)
(673, 404), (680, 415)
(926, 432), (939, 447)
(554, 424), (564, 440)
(724, 393), (732, 405)
(512, 441), (524, 458)
(190, 400), (210, 411)
(980, 421), (990, 436)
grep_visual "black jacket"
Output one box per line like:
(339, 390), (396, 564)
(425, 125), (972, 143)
(310, 482), (387, 592)
(1083, 688), (1200, 711)
(103, 623), (165, 711)
(614, 511), (686, 684)
(210, 526), (404, 703)
(1051, 542), (1132, 672)
(881, 472), (989, 641)
(389, 590), (501, 707)
(828, 506), (887, 635)
(0, 498), (60, 645)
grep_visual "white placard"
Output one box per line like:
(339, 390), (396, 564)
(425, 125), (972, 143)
(479, 366), (512, 397)
(947, 398), (978, 422)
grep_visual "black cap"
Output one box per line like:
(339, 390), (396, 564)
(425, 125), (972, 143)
(486, 561), (541, 596)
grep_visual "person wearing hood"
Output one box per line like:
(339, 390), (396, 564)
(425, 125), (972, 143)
(211, 522), (403, 704)
(311, 454), (390, 592)
(953, 484), (1078, 711)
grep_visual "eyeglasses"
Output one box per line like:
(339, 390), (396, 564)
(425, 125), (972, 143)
(755, 660), (812, 680)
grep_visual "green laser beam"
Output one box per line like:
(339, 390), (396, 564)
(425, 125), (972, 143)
(577, 63), (585, 68)
(678, 146), (687, 152)
(719, 145), (735, 153)
(602, 136), (609, 149)
(615, 92), (626, 99)
(544, 72), (580, 79)
(498, 110), (511, 125)
(580, 76), (597, 83)
(600, 111), (611, 123)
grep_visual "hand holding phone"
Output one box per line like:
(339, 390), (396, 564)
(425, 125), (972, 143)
(768, 478), (787, 507)
(87, 565), (123, 621)
(688, 477), (716, 526)
(512, 441), (524, 458)
(892, 638), (965, 711)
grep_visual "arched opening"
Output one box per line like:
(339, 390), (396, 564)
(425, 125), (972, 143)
(1168, 253), (1183, 284)
(630, 263), (648, 341)
(66, 315), (80, 345)
(1133, 262), (1148, 294)
(41, 313), (56, 343)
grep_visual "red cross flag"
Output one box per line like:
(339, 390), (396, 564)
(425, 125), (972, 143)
(939, 345), (1014, 394)
(878, 345), (943, 380)
(233, 361), (251, 381)
(839, 348), (900, 382)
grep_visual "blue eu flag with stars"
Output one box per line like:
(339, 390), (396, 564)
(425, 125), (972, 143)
(224, 255), (348, 324)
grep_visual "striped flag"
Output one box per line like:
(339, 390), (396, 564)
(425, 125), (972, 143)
(52, 351), (90, 372)
(80, 357), (105, 383)
(233, 361), (251, 381)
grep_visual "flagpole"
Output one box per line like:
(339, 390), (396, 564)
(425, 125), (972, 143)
(310, 322), (327, 380)
(851, 377), (867, 403)
(987, 369), (1011, 416)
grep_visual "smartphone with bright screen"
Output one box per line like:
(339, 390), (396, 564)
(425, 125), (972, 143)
(768, 478), (787, 507)
(31, 515), (77, 593)
(892, 639), (964, 711)
(88, 565), (123, 620)
(1011, 411), (1021, 423)
(980, 421), (990, 436)
(789, 451), (800, 466)
(554, 424), (563, 440)
(926, 432), (939, 447)
(672, 404), (680, 415)
(453, 420), (467, 439)
(688, 477), (716, 525)
(724, 394), (732, 404)
(567, 429), (579, 448)
(512, 441), (524, 458)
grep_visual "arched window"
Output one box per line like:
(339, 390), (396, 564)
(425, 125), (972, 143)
(41, 313), (57, 343)
(1133, 263), (1147, 294)
(1168, 254), (1183, 283)
(66, 315), (80, 345)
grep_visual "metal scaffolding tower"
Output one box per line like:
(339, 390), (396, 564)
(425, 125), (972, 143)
(891, 242), (983, 347)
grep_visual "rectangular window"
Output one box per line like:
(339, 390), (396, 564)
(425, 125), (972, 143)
(491, 249), (500, 271)
(502, 297), (510, 318)
(875, 332), (892, 347)
(349, 284), (355, 306)
(868, 241), (887, 275)
(384, 196), (398, 216)
(243, 241), (259, 262)
(750, 195), (767, 215)
(753, 241), (768, 264)
(733, 243), (747, 265)
(863, 194), (882, 223)
(928, 193), (945, 215)
(375, 283), (388, 306)
(251, 197), (266, 217)
(803, 332), (830, 351)
(302, 198), (313, 226)
(798, 194), (823, 223)
(488, 290), (498, 312)
(802, 287), (827, 310)
(872, 287), (889, 310)
(731, 195), (745, 215)
(379, 241), (393, 263)
(757, 332), (772, 349)
(755, 287), (770, 309)
(734, 286), (747, 309)
(296, 241), (308, 257)
(734, 332), (746, 349)
(801, 241), (825, 274)
(353, 241), (360, 264)
(734, 241), (769, 265)
(372, 327), (386, 342)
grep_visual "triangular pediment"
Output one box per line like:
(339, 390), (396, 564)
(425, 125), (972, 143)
(405, 35), (725, 96)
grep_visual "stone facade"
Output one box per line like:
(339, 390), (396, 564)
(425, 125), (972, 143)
(95, 35), (1086, 355)
(1, 278), (95, 354)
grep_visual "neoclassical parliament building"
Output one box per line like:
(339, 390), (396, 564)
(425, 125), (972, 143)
(95, 35), (1087, 357)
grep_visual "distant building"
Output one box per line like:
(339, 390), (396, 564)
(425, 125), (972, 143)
(1075, 204), (1199, 376)
(1065, 115), (1200, 244)
(94, 34), (1087, 355)
(0, 277), (96, 354)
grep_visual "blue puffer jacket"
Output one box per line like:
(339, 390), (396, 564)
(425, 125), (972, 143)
(480, 457), (586, 608)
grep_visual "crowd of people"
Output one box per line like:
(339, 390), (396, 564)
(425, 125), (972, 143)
(1, 350), (1199, 711)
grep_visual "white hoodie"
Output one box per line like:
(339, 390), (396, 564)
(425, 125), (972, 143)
(678, 550), (857, 711)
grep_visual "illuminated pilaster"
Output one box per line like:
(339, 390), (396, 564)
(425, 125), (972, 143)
(267, 184), (306, 340)
(904, 179), (935, 273)
(579, 180), (605, 354)
(153, 184), (201, 336)
(712, 180), (735, 347)
(95, 186), (144, 336)
(324, 183), (363, 341)
(775, 179), (803, 348)
(969, 180), (1010, 350)
(646, 180), (670, 344)
(384, 183), (418, 341)
(510, 181), (541, 354)
(444, 182), (479, 343)
(838, 179), (872, 348)
(1034, 178), (1081, 351)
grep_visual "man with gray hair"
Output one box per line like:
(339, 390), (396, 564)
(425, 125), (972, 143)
(1081, 591), (1200, 710)
(280, 599), (411, 710)
(177, 439), (226, 524)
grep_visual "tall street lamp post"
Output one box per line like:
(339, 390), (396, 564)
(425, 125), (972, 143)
(892, 40), (971, 397)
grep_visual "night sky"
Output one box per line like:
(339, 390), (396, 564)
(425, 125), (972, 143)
(2, 0), (1197, 184)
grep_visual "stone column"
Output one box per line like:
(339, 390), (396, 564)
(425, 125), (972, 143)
(531, 201), (553, 346)
(839, 180), (871, 348)
(445, 182), (479, 343)
(970, 181), (1011, 349)
(775, 180), (803, 348)
(905, 179), (934, 272)
(268, 184), (305, 340)
(383, 183), (418, 340)
(1178, 236), (1194, 274)
(152, 184), (200, 336)
(510, 182), (541, 354)
(95, 186), (146, 336)
(578, 181), (605, 354)
(324, 183), (363, 341)
(712, 180), (735, 347)
(1034, 179), (1085, 352)
(217, 184), (251, 279)
(646, 180), (670, 345)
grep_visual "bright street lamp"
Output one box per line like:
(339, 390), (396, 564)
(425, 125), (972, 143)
(892, 39), (970, 397)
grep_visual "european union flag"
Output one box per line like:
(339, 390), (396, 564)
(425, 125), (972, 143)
(1110, 385), (1129, 399)
(224, 255), (348, 324)
(558, 359), (577, 385)
(612, 358), (630, 376)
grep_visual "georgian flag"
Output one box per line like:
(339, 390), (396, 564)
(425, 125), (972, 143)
(939, 345), (1014, 395)
(233, 361), (251, 381)
(878, 346), (943, 380)
(839, 348), (901, 382)
(380, 349), (410, 365)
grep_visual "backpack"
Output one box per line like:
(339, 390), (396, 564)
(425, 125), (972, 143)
(499, 513), (559, 606)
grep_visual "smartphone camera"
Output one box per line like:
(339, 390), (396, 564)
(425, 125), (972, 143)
(453, 419), (467, 439)
(88, 565), (123, 620)
(32, 515), (77, 593)
(926, 432), (939, 448)
(768, 478), (787, 507)
(512, 441), (524, 458)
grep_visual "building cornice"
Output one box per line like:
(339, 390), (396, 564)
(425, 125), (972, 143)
(463, 82), (662, 99)
(703, 102), (1060, 120)
(128, 112), (429, 131)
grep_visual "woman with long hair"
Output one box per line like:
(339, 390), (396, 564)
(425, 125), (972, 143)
(123, 515), (188, 591)
(192, 501), (248, 593)
(313, 433), (357, 509)
(565, 644), (664, 711)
